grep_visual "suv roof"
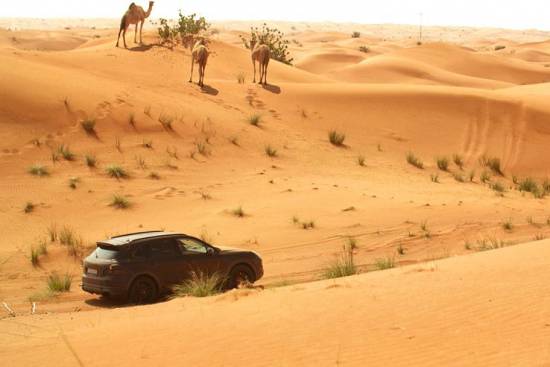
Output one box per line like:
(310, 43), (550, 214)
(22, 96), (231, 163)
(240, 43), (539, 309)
(100, 231), (182, 247)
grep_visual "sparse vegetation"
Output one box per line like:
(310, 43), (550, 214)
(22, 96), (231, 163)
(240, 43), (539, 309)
(142, 139), (153, 149)
(28, 165), (49, 177)
(157, 12), (210, 48)
(397, 244), (405, 255)
(430, 174), (439, 183)
(24, 202), (35, 213)
(195, 141), (211, 156)
(105, 164), (128, 179)
(406, 152), (423, 169)
(229, 136), (240, 146)
(328, 130), (346, 147)
(144, 105), (152, 117)
(30, 247), (40, 267)
(491, 181), (505, 193)
(494, 45), (506, 51)
(468, 170), (476, 182)
(47, 223), (58, 242)
(374, 256), (395, 270)
(453, 154), (464, 169)
(480, 156), (503, 176)
(172, 271), (224, 298)
(240, 23), (293, 65)
(57, 144), (75, 161)
(436, 156), (449, 171)
(301, 221), (315, 230)
(265, 145), (278, 157)
(129, 113), (136, 128)
(135, 155), (146, 170)
(502, 218), (513, 231)
(149, 171), (161, 180)
(85, 154), (97, 168)
(351, 31), (361, 38)
(231, 206), (245, 217)
(358, 45), (369, 53)
(480, 170), (491, 184)
(68, 177), (80, 189)
(47, 273), (72, 293)
(357, 155), (366, 167)
(323, 244), (357, 279)
(166, 147), (179, 160)
(111, 194), (131, 209)
(159, 114), (174, 130)
(347, 237), (357, 250)
(518, 177), (539, 195)
(80, 118), (96, 134)
(115, 137), (122, 152)
(247, 114), (262, 127)
(534, 233), (546, 241)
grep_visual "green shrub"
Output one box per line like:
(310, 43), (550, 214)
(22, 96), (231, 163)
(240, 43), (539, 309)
(157, 12), (210, 47)
(158, 114), (174, 130)
(247, 114), (262, 127)
(453, 173), (465, 183)
(29, 165), (49, 177)
(57, 144), (75, 161)
(265, 145), (278, 157)
(430, 174), (439, 183)
(491, 181), (505, 193)
(323, 245), (357, 279)
(232, 206), (245, 217)
(480, 170), (491, 183)
(47, 273), (72, 293)
(453, 154), (464, 169)
(240, 23), (293, 65)
(111, 194), (130, 209)
(518, 177), (539, 194)
(357, 155), (366, 167)
(172, 271), (224, 298)
(406, 152), (423, 169)
(480, 156), (503, 176)
(328, 130), (346, 146)
(106, 165), (128, 179)
(358, 45), (369, 53)
(436, 157), (449, 171)
(80, 118), (96, 134)
(374, 256), (395, 270)
(351, 31), (361, 38)
(85, 154), (97, 168)
(502, 218), (513, 231)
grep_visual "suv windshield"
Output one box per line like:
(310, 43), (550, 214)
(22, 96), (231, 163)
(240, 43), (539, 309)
(94, 246), (127, 260)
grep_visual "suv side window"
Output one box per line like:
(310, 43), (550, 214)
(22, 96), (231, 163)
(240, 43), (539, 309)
(147, 238), (179, 259)
(176, 237), (208, 255)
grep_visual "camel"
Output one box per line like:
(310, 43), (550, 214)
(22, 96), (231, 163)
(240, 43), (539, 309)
(189, 39), (209, 88)
(250, 40), (271, 85)
(116, 1), (154, 48)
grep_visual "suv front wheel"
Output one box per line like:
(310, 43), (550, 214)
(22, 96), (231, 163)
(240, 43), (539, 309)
(227, 265), (255, 289)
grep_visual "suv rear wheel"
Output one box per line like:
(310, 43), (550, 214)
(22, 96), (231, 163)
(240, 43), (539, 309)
(227, 265), (255, 289)
(128, 276), (158, 304)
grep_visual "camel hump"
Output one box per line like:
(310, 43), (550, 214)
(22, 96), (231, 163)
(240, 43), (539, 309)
(128, 2), (136, 10)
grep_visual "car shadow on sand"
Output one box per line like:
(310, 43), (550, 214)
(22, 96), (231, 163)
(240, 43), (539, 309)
(84, 295), (172, 309)
(262, 83), (281, 94)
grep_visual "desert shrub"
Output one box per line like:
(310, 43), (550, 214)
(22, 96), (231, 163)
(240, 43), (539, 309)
(47, 273), (72, 293)
(453, 173), (465, 183)
(248, 114), (262, 127)
(468, 170), (476, 182)
(149, 172), (160, 180)
(111, 194), (130, 209)
(518, 177), (539, 194)
(357, 155), (366, 166)
(240, 23), (293, 65)
(406, 152), (423, 169)
(236, 72), (246, 84)
(30, 247), (40, 267)
(502, 218), (513, 231)
(323, 244), (357, 279)
(265, 145), (278, 158)
(301, 221), (315, 230)
(57, 144), (75, 161)
(480, 170), (491, 183)
(436, 157), (449, 171)
(129, 113), (136, 127)
(85, 154), (97, 168)
(24, 202), (35, 213)
(68, 177), (79, 189)
(453, 154), (464, 169)
(106, 164), (128, 179)
(374, 256), (395, 270)
(172, 271), (224, 298)
(397, 244), (405, 255)
(351, 31), (361, 38)
(157, 12), (210, 47)
(28, 165), (49, 177)
(431, 174), (439, 183)
(491, 181), (505, 193)
(232, 206), (245, 217)
(542, 178), (550, 194)
(328, 130), (346, 146)
(80, 118), (96, 134)
(494, 45), (506, 51)
(142, 139), (153, 149)
(47, 223), (58, 242)
(158, 114), (174, 130)
(480, 156), (503, 176)
(358, 46), (369, 53)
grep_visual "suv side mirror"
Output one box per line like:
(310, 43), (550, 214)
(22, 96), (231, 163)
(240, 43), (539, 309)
(206, 247), (216, 256)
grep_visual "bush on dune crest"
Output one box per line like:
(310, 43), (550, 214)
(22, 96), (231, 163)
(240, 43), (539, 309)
(323, 244), (357, 279)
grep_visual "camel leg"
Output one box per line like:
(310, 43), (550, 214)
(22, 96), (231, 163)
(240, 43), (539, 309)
(253, 60), (257, 83)
(116, 28), (123, 47)
(122, 26), (128, 48)
(139, 21), (144, 44)
(260, 63), (265, 85)
(189, 57), (194, 83)
(134, 24), (138, 44)
(200, 64), (206, 87)
(264, 62), (269, 85)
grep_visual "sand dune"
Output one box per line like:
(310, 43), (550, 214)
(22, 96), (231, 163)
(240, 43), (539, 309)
(3, 240), (550, 366)
(1, 21), (550, 366)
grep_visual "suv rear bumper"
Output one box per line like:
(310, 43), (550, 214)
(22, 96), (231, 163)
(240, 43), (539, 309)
(82, 274), (128, 297)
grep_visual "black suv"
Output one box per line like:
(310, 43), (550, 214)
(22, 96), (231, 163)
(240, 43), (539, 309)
(82, 231), (263, 303)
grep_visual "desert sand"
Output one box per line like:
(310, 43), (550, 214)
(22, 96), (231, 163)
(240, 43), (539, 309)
(1, 18), (550, 365)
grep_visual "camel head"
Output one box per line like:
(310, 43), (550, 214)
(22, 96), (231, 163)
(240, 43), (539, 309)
(149, 1), (155, 7)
